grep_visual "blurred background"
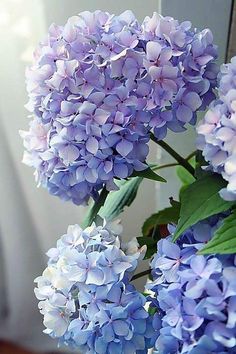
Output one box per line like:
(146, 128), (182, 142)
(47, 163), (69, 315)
(0, 0), (234, 352)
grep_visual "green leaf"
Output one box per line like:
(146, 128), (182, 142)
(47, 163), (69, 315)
(173, 174), (234, 241)
(132, 166), (166, 182)
(176, 157), (195, 186)
(142, 203), (180, 237)
(137, 237), (157, 259)
(82, 187), (109, 228)
(170, 199), (181, 208)
(177, 167), (195, 186)
(99, 177), (143, 220)
(199, 210), (236, 254)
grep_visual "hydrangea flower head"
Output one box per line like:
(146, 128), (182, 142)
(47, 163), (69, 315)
(35, 219), (154, 353)
(197, 56), (236, 200)
(219, 56), (236, 96)
(20, 10), (218, 204)
(147, 215), (236, 354)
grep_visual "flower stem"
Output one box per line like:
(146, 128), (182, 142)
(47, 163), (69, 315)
(186, 150), (197, 161)
(152, 162), (179, 171)
(131, 269), (151, 281)
(150, 133), (195, 177)
(82, 187), (109, 228)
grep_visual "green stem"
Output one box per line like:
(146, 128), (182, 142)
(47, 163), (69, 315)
(131, 269), (151, 281)
(82, 187), (109, 228)
(152, 162), (179, 171)
(186, 150), (197, 161)
(150, 133), (195, 177)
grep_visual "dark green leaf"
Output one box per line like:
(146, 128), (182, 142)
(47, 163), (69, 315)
(195, 150), (210, 179)
(82, 187), (109, 228)
(137, 237), (157, 259)
(142, 203), (180, 237)
(173, 174), (234, 241)
(199, 210), (236, 254)
(132, 167), (166, 182)
(196, 150), (207, 166)
(99, 177), (143, 220)
(170, 199), (181, 208)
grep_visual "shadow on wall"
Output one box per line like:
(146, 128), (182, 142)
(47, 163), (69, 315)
(0, 340), (67, 354)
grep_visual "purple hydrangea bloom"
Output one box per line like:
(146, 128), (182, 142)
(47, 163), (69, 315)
(147, 215), (236, 353)
(219, 56), (236, 96)
(20, 10), (218, 204)
(197, 56), (236, 200)
(35, 219), (154, 353)
(141, 13), (218, 129)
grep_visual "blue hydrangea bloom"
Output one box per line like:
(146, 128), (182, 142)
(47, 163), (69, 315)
(35, 219), (153, 353)
(197, 56), (236, 201)
(219, 56), (236, 96)
(147, 215), (236, 354)
(20, 10), (218, 204)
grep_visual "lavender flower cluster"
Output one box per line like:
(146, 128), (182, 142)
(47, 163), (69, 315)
(35, 219), (154, 353)
(21, 10), (218, 205)
(197, 56), (236, 200)
(147, 215), (236, 354)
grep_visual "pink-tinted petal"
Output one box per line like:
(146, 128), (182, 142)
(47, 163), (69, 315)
(146, 41), (162, 61)
(59, 145), (80, 164)
(94, 109), (110, 124)
(86, 137), (99, 154)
